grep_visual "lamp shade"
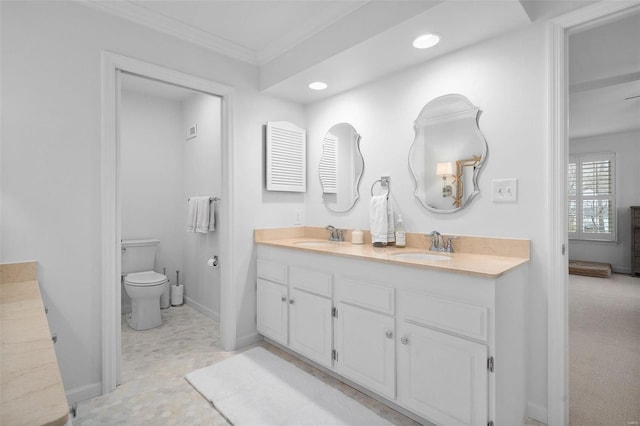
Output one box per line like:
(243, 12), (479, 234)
(436, 161), (454, 176)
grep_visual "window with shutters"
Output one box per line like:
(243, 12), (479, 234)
(568, 152), (616, 241)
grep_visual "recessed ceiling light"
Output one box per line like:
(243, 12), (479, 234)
(413, 33), (441, 49)
(309, 81), (328, 90)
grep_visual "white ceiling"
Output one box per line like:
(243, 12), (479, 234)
(569, 11), (640, 139)
(86, 0), (593, 104)
(84, 0), (588, 103)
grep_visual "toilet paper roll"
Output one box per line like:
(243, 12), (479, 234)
(171, 284), (184, 306)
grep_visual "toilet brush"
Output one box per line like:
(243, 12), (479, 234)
(171, 270), (184, 306)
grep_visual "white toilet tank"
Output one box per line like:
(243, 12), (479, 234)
(121, 239), (160, 274)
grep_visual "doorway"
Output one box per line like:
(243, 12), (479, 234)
(548, 3), (640, 425)
(119, 72), (223, 383)
(101, 53), (237, 394)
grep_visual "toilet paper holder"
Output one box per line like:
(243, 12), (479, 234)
(208, 256), (219, 267)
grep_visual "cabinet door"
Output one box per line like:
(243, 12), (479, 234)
(256, 278), (288, 345)
(334, 303), (395, 399)
(397, 322), (488, 426)
(289, 288), (333, 368)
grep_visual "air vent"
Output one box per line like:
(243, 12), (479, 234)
(266, 121), (306, 192)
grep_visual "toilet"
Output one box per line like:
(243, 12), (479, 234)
(121, 239), (168, 330)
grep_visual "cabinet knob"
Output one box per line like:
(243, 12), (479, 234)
(385, 330), (393, 339)
(281, 296), (286, 302)
(400, 336), (409, 345)
(289, 299), (295, 304)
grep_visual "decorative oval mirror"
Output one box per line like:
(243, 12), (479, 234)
(409, 94), (487, 213)
(319, 123), (364, 212)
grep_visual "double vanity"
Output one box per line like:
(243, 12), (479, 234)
(255, 227), (529, 426)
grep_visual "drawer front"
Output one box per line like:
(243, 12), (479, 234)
(632, 208), (640, 225)
(257, 259), (287, 284)
(400, 289), (489, 342)
(289, 266), (332, 297)
(336, 277), (394, 315)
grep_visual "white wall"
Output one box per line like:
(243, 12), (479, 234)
(569, 130), (640, 273)
(304, 22), (551, 419)
(182, 93), (222, 319)
(120, 90), (185, 311)
(232, 92), (307, 346)
(0, 0), (305, 402)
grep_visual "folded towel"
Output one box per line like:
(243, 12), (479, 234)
(187, 196), (213, 233)
(195, 197), (211, 233)
(208, 201), (216, 232)
(386, 200), (396, 244)
(186, 197), (200, 232)
(370, 195), (388, 245)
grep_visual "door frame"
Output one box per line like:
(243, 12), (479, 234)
(547, 2), (640, 424)
(100, 52), (237, 393)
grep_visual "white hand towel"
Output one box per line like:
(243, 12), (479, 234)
(370, 195), (388, 245)
(195, 197), (211, 233)
(386, 200), (396, 243)
(208, 201), (216, 232)
(186, 197), (199, 232)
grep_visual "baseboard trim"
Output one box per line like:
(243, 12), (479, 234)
(66, 382), (102, 404)
(612, 266), (631, 275)
(184, 296), (220, 322)
(237, 332), (262, 348)
(527, 401), (548, 424)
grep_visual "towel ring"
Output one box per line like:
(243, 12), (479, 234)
(370, 177), (390, 198)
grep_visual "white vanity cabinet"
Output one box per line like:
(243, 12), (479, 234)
(288, 266), (333, 368)
(257, 257), (333, 368)
(256, 245), (528, 426)
(334, 277), (396, 400)
(256, 260), (288, 346)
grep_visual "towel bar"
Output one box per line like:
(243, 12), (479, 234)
(187, 197), (221, 202)
(370, 176), (390, 198)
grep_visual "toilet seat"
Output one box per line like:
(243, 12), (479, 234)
(124, 271), (167, 287)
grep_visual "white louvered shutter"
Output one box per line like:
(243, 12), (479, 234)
(266, 121), (306, 192)
(568, 152), (616, 241)
(319, 131), (338, 194)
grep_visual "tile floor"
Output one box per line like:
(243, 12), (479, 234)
(75, 304), (545, 425)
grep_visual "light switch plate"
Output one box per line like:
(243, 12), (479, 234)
(492, 178), (518, 203)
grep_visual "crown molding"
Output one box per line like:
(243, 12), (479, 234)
(83, 0), (258, 64)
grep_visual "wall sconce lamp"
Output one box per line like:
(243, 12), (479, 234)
(436, 162), (454, 197)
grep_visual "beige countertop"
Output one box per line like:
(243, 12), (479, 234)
(1, 262), (69, 426)
(255, 227), (530, 279)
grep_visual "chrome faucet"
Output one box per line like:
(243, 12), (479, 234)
(325, 225), (344, 241)
(429, 231), (444, 252)
(429, 231), (457, 253)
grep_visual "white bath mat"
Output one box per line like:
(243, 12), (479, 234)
(185, 347), (393, 426)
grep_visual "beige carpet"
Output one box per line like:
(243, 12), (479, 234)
(569, 273), (640, 426)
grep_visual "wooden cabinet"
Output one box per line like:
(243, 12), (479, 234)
(632, 206), (640, 276)
(256, 245), (527, 426)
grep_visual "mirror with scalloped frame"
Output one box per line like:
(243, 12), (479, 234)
(319, 123), (364, 213)
(409, 94), (487, 213)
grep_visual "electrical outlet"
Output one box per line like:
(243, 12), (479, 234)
(294, 209), (303, 225)
(492, 178), (518, 203)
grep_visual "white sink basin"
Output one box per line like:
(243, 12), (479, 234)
(390, 252), (451, 261)
(294, 241), (343, 248)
